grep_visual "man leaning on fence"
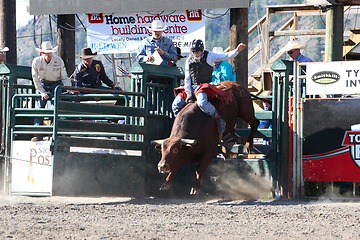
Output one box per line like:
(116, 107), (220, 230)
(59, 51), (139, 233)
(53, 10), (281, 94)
(73, 48), (124, 106)
(74, 48), (122, 91)
(31, 41), (76, 141)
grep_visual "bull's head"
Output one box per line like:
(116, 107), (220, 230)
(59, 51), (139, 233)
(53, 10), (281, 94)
(151, 137), (197, 173)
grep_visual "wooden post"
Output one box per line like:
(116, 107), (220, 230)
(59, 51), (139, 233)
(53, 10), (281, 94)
(325, 4), (344, 61)
(290, 12), (298, 41)
(264, 8), (271, 65)
(57, 15), (76, 78)
(0, 0), (16, 65)
(230, 8), (248, 129)
(230, 8), (248, 88)
(0, 0), (16, 193)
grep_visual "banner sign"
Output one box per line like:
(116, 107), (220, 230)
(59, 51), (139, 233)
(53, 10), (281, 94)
(303, 99), (360, 182)
(11, 141), (53, 196)
(86, 10), (205, 54)
(306, 61), (360, 95)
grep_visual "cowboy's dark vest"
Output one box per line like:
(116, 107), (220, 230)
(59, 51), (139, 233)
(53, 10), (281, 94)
(189, 51), (213, 85)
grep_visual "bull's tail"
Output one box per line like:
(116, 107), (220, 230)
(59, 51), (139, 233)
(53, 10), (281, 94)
(250, 93), (272, 105)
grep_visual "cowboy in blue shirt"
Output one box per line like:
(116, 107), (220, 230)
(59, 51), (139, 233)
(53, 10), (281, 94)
(136, 20), (177, 66)
(211, 47), (236, 84)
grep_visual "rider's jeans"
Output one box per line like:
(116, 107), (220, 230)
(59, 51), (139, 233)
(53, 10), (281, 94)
(172, 95), (186, 117)
(172, 85), (215, 117)
(196, 92), (215, 116)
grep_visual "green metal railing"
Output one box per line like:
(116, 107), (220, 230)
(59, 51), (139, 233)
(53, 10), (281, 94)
(2, 63), (183, 197)
(270, 59), (293, 198)
(9, 85), (149, 196)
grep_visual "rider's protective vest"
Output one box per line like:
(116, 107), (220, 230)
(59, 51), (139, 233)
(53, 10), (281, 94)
(189, 51), (213, 85)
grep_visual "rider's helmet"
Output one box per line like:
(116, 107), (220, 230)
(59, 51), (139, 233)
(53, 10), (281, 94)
(190, 39), (204, 52)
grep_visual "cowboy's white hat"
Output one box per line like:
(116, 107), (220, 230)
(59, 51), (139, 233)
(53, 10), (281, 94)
(284, 39), (306, 51)
(212, 47), (224, 54)
(0, 47), (9, 52)
(147, 20), (167, 31)
(35, 41), (57, 53)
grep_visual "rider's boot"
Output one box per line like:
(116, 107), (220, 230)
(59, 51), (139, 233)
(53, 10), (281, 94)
(212, 110), (226, 137)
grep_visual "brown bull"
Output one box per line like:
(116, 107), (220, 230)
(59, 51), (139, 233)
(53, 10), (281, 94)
(151, 81), (259, 194)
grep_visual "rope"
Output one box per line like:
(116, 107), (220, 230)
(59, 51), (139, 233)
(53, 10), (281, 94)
(0, 154), (52, 167)
(49, 15), (53, 44)
(40, 15), (43, 44)
(32, 16), (39, 49)
(76, 14), (87, 32)
(250, 93), (272, 105)
(202, 9), (230, 19)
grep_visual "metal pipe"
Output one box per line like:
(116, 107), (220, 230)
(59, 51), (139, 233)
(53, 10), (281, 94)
(111, 54), (117, 86)
(292, 61), (298, 198)
(296, 63), (302, 198)
(299, 64), (305, 197)
(299, 96), (304, 197)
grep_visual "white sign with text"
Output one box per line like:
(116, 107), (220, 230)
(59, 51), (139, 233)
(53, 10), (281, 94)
(306, 61), (360, 95)
(11, 141), (53, 196)
(86, 10), (205, 54)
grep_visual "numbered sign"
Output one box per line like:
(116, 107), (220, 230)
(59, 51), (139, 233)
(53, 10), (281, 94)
(11, 141), (53, 196)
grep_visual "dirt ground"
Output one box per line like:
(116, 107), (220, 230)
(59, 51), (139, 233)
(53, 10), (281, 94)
(1, 195), (359, 240)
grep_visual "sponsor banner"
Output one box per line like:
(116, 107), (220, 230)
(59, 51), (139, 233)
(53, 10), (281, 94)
(306, 61), (360, 95)
(303, 130), (360, 182)
(11, 141), (53, 196)
(303, 99), (360, 182)
(86, 10), (205, 54)
(303, 148), (360, 182)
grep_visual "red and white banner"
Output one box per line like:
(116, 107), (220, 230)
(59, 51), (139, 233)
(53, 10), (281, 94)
(86, 10), (205, 54)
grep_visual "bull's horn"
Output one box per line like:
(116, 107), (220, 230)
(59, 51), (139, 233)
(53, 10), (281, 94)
(180, 139), (197, 145)
(150, 139), (165, 145)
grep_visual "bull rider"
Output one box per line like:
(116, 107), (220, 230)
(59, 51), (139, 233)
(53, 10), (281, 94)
(172, 39), (246, 135)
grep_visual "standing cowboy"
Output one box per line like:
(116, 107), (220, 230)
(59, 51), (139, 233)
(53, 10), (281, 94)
(31, 41), (74, 141)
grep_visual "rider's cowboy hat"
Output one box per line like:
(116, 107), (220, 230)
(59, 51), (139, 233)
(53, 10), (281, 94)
(78, 48), (97, 59)
(212, 47), (224, 54)
(284, 39), (306, 52)
(35, 41), (58, 53)
(0, 47), (9, 52)
(147, 20), (167, 31)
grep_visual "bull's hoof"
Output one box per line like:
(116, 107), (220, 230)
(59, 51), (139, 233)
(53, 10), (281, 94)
(159, 183), (171, 191)
(190, 187), (200, 195)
